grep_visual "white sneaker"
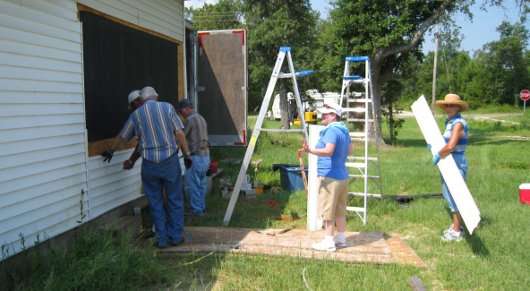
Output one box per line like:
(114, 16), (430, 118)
(335, 239), (347, 248)
(441, 229), (463, 241)
(312, 239), (336, 252)
(444, 224), (464, 235)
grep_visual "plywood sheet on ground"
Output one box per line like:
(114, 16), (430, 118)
(162, 227), (426, 267)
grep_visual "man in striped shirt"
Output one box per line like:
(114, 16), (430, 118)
(102, 86), (191, 249)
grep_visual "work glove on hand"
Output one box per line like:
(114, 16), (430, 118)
(427, 144), (432, 151)
(101, 149), (115, 163)
(184, 156), (193, 169)
(432, 153), (441, 165)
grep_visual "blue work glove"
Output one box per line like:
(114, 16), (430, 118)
(432, 153), (441, 165)
(427, 144), (432, 151)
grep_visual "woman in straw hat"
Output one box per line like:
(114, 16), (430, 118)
(432, 93), (469, 241)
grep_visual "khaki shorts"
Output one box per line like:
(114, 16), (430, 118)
(317, 176), (349, 220)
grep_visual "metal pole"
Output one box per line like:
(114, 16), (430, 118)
(431, 26), (439, 115)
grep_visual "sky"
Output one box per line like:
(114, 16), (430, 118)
(185, 0), (529, 54)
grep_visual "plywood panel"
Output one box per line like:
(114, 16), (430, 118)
(163, 227), (426, 267)
(198, 29), (247, 146)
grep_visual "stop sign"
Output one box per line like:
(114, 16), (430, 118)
(521, 89), (530, 101)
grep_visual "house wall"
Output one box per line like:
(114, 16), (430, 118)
(0, 0), (185, 260)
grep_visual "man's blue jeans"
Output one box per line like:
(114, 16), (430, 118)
(141, 154), (183, 246)
(185, 154), (210, 214)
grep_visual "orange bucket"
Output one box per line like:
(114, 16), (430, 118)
(254, 185), (264, 195)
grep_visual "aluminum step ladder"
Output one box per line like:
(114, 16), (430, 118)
(339, 56), (382, 225)
(223, 46), (313, 226)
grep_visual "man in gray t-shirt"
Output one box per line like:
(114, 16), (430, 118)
(176, 99), (210, 216)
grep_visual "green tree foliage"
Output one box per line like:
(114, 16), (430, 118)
(404, 20), (530, 109)
(242, 0), (318, 114)
(185, 0), (243, 30)
(314, 0), (474, 141)
(474, 21), (530, 105)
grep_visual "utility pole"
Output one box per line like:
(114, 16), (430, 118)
(431, 26), (439, 115)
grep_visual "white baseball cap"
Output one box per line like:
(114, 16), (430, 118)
(127, 90), (140, 109)
(317, 102), (343, 116)
(140, 86), (158, 100)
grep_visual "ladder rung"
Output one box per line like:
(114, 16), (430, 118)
(349, 156), (379, 161)
(278, 70), (315, 78)
(347, 98), (372, 103)
(345, 56), (369, 62)
(260, 128), (306, 133)
(346, 162), (365, 168)
(347, 118), (374, 122)
(349, 174), (380, 179)
(349, 132), (366, 137)
(346, 206), (366, 212)
(348, 192), (382, 198)
(343, 75), (363, 81)
(277, 73), (296, 78)
(343, 108), (366, 113)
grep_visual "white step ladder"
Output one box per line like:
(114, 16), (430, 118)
(339, 56), (382, 225)
(223, 46), (313, 226)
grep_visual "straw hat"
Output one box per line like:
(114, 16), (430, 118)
(436, 94), (468, 112)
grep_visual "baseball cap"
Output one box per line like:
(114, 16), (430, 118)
(127, 90), (140, 109)
(140, 86), (158, 100)
(317, 102), (343, 116)
(176, 99), (193, 111)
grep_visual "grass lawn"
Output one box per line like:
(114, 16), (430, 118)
(2, 110), (529, 290)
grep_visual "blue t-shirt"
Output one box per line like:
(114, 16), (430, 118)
(316, 122), (350, 179)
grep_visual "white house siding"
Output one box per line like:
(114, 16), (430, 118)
(0, 0), (185, 260)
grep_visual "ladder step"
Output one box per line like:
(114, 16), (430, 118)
(349, 157), (379, 161)
(346, 162), (365, 168)
(345, 56), (369, 62)
(261, 128), (306, 133)
(347, 98), (372, 103)
(343, 75), (363, 81)
(342, 108), (366, 113)
(347, 118), (375, 122)
(346, 206), (366, 212)
(278, 70), (315, 78)
(348, 192), (382, 198)
(349, 174), (380, 179)
(349, 132), (366, 138)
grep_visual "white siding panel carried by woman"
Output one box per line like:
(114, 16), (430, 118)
(0, 0), (86, 260)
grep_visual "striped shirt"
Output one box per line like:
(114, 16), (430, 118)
(443, 113), (468, 154)
(120, 100), (184, 163)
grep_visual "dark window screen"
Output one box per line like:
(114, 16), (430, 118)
(81, 11), (179, 142)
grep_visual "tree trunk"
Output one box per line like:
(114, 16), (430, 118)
(370, 60), (385, 145)
(279, 81), (290, 129)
